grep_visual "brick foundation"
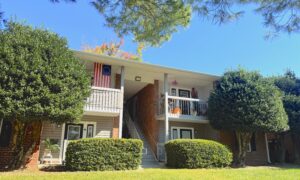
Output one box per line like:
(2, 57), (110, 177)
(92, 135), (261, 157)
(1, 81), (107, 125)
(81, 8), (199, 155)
(0, 122), (41, 171)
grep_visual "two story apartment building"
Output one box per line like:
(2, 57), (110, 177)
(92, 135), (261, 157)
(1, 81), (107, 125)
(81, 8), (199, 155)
(0, 50), (271, 167)
(40, 50), (222, 164)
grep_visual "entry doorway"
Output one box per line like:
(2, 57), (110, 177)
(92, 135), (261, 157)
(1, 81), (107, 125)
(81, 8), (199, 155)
(62, 122), (96, 161)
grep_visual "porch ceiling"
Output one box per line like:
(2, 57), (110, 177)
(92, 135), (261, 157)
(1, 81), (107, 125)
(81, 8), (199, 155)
(124, 80), (149, 101)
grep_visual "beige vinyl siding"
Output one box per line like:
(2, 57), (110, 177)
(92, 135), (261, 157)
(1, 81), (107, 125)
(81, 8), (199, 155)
(158, 121), (220, 143)
(39, 121), (63, 160)
(81, 115), (114, 138)
(39, 115), (114, 162)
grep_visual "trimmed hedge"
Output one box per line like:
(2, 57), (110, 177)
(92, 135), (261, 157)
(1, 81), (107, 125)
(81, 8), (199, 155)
(165, 139), (232, 168)
(65, 138), (143, 171)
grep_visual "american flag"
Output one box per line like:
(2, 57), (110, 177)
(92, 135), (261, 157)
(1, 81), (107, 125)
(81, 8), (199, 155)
(93, 63), (111, 88)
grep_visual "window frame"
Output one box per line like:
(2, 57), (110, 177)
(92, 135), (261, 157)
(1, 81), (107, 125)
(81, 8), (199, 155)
(171, 126), (194, 139)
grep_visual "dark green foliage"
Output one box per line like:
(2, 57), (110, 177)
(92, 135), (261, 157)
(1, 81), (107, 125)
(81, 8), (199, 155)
(91, 0), (191, 46)
(208, 69), (288, 166)
(272, 71), (300, 162)
(165, 139), (232, 168)
(273, 71), (300, 133)
(283, 95), (300, 132)
(0, 21), (91, 124)
(208, 69), (288, 133)
(65, 138), (143, 171)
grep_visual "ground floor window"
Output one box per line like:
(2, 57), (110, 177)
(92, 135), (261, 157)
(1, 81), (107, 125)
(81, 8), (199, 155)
(64, 122), (96, 140)
(171, 127), (194, 139)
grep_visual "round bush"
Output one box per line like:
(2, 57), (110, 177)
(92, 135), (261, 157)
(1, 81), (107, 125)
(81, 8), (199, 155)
(165, 139), (232, 168)
(65, 138), (143, 171)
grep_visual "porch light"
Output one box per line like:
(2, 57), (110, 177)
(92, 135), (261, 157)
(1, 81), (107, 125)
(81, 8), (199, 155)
(135, 76), (141, 81)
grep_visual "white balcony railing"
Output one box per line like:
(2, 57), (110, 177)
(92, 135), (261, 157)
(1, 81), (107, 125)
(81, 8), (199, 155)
(84, 87), (122, 113)
(158, 96), (208, 117)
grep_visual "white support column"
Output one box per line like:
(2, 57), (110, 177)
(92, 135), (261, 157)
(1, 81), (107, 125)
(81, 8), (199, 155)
(265, 133), (271, 163)
(164, 73), (169, 143)
(119, 66), (125, 138)
(60, 123), (65, 163)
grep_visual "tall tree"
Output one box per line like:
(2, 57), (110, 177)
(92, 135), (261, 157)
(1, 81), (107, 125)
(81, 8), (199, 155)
(274, 70), (300, 163)
(0, 21), (90, 169)
(208, 69), (288, 167)
(82, 39), (144, 61)
(1, 0), (299, 46)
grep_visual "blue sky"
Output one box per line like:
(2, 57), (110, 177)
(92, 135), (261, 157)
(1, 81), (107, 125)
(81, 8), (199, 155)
(1, 0), (300, 76)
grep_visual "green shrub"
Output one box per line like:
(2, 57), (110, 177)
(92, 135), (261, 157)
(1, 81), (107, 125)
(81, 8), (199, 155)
(65, 138), (143, 171)
(165, 139), (232, 168)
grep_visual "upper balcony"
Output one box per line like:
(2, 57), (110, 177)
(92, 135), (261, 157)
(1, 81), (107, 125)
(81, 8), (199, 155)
(84, 86), (123, 116)
(157, 95), (209, 123)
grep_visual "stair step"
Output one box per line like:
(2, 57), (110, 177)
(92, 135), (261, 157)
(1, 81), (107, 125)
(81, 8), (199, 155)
(124, 109), (158, 166)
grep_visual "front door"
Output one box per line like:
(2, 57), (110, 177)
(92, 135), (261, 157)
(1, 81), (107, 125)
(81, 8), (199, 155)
(178, 89), (191, 115)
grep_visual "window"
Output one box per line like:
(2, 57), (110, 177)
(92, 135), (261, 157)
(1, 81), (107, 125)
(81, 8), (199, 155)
(86, 124), (94, 138)
(171, 88), (177, 96)
(64, 124), (83, 140)
(171, 127), (194, 139)
(0, 120), (12, 147)
(247, 133), (256, 152)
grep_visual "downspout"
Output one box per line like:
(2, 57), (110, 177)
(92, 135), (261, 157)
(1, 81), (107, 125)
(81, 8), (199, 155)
(265, 133), (271, 163)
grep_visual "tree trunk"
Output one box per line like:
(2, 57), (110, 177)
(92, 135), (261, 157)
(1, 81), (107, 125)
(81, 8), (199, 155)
(235, 131), (252, 167)
(8, 120), (42, 170)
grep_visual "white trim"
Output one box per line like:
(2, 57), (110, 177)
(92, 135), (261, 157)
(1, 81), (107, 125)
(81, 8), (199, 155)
(59, 123), (65, 164)
(168, 95), (205, 102)
(91, 86), (122, 92)
(265, 133), (271, 163)
(170, 126), (194, 140)
(164, 73), (169, 143)
(61, 121), (97, 162)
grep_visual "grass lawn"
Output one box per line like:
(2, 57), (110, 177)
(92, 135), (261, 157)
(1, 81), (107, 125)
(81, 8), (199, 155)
(1, 166), (300, 180)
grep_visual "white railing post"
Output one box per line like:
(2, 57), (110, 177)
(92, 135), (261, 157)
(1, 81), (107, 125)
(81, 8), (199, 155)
(119, 66), (125, 138)
(164, 73), (169, 143)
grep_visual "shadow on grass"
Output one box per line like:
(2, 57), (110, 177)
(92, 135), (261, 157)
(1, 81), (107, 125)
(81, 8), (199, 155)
(39, 165), (67, 172)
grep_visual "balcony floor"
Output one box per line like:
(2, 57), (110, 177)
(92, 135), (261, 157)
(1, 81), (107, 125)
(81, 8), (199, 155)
(156, 113), (209, 123)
